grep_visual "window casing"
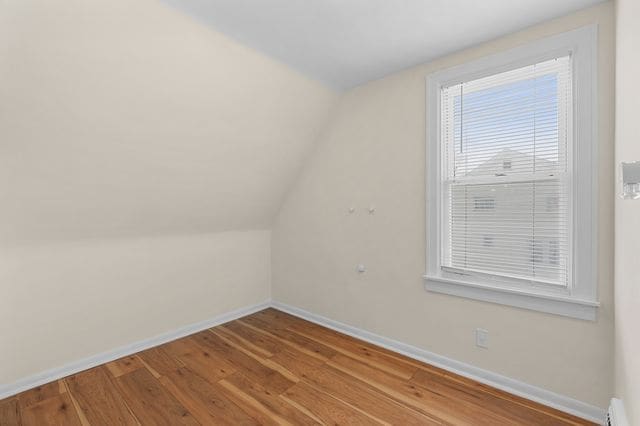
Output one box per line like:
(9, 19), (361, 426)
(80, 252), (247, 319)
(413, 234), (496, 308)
(425, 26), (599, 320)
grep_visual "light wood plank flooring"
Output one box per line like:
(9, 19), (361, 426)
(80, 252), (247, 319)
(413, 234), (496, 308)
(0, 308), (595, 425)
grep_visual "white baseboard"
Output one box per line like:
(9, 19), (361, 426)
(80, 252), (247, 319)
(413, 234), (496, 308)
(271, 300), (607, 424)
(0, 299), (271, 401)
(608, 398), (629, 426)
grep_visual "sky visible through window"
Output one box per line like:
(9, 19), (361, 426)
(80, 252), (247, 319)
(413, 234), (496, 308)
(452, 72), (561, 177)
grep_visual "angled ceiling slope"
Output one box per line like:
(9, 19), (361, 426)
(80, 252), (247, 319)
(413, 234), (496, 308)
(0, 0), (336, 245)
(162, 0), (606, 89)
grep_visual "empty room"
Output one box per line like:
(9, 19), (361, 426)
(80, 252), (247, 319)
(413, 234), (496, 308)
(1, 0), (638, 424)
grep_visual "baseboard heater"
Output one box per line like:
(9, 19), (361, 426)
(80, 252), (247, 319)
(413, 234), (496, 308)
(607, 398), (629, 426)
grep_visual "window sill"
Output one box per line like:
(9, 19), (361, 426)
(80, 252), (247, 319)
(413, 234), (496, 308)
(423, 275), (599, 321)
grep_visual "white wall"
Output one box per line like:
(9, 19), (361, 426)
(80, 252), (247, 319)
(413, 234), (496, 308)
(614, 0), (640, 422)
(272, 2), (614, 408)
(0, 0), (335, 386)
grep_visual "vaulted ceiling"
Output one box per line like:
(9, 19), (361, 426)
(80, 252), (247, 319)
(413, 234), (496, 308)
(0, 0), (336, 245)
(1, 0), (606, 245)
(162, 0), (605, 89)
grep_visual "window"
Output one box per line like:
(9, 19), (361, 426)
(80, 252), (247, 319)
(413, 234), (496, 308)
(425, 26), (599, 320)
(445, 57), (570, 286)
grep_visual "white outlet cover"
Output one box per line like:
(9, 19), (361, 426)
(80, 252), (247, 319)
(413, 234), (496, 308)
(621, 161), (640, 199)
(476, 328), (489, 349)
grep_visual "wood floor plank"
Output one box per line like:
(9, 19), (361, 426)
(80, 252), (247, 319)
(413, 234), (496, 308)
(215, 324), (276, 358)
(224, 320), (284, 355)
(239, 316), (337, 360)
(250, 309), (304, 329)
(114, 368), (199, 425)
(285, 317), (419, 380)
(16, 381), (60, 408)
(413, 362), (592, 425)
(304, 365), (442, 425)
(220, 372), (321, 426)
(298, 328), (419, 380)
(20, 393), (82, 426)
(269, 309), (432, 370)
(210, 329), (300, 384)
(329, 353), (514, 425)
(163, 335), (237, 383)
(65, 366), (138, 425)
(268, 348), (326, 379)
(159, 367), (259, 426)
(238, 319), (332, 362)
(0, 398), (21, 426)
(105, 355), (145, 378)
(193, 330), (296, 394)
(214, 384), (285, 425)
(282, 381), (381, 425)
(410, 368), (573, 425)
(137, 346), (186, 378)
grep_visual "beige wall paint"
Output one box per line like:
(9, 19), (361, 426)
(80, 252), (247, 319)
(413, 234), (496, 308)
(0, 0), (335, 386)
(615, 0), (640, 422)
(273, 2), (614, 408)
(0, 0), (337, 244)
(0, 231), (270, 384)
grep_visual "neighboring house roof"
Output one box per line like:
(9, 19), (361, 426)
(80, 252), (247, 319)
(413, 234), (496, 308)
(463, 147), (558, 177)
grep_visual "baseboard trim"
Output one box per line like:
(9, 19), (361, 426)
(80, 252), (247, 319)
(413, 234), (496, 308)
(271, 300), (606, 424)
(0, 299), (271, 401)
(608, 398), (629, 426)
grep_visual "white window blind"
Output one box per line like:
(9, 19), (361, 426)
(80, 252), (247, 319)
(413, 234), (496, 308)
(440, 56), (572, 288)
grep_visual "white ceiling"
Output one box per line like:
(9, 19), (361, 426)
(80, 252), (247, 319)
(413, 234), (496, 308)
(162, 0), (605, 89)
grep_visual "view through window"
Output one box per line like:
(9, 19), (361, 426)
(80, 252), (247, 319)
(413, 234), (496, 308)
(440, 57), (571, 287)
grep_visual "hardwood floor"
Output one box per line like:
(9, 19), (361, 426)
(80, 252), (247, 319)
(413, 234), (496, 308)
(1, 308), (595, 425)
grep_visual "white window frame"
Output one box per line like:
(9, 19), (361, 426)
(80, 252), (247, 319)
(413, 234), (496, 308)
(424, 25), (599, 321)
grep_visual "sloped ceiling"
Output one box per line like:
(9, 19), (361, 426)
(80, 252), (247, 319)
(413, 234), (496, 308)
(1, 0), (606, 245)
(162, 0), (606, 89)
(0, 0), (337, 245)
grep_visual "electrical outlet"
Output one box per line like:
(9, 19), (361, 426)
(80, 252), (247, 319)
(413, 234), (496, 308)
(475, 328), (489, 349)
